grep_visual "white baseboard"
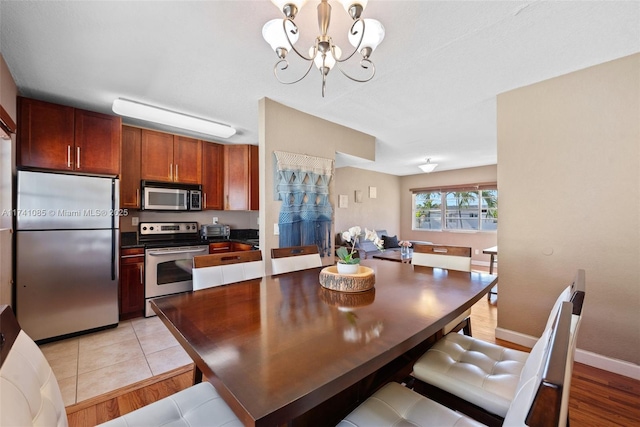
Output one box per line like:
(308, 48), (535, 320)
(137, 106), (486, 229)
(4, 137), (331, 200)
(495, 327), (640, 380)
(471, 260), (490, 268)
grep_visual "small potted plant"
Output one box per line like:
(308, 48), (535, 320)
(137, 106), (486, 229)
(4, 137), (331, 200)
(336, 226), (383, 274)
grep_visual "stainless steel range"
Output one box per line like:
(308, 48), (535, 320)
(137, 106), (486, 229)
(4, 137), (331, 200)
(139, 221), (207, 317)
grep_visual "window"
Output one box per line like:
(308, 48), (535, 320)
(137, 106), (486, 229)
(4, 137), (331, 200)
(412, 186), (497, 231)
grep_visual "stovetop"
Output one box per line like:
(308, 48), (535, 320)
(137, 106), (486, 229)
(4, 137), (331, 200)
(124, 222), (256, 249)
(138, 221), (206, 248)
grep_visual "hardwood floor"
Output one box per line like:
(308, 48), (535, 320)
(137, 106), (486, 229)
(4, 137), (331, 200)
(67, 281), (640, 427)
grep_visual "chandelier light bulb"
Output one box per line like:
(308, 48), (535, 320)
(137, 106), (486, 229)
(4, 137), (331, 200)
(349, 18), (385, 56)
(262, 19), (299, 55)
(310, 45), (342, 70)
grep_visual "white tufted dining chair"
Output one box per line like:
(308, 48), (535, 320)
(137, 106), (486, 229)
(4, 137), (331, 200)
(0, 305), (243, 427)
(409, 269), (586, 422)
(338, 298), (581, 427)
(271, 245), (322, 275)
(192, 250), (264, 291)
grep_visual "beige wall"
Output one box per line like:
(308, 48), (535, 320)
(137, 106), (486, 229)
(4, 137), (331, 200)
(259, 98), (375, 274)
(399, 165), (498, 264)
(497, 53), (639, 365)
(334, 167), (401, 237)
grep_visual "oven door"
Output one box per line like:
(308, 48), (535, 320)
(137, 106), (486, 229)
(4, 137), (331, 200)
(145, 245), (208, 300)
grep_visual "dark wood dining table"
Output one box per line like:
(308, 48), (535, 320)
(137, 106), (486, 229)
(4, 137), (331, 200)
(151, 259), (497, 427)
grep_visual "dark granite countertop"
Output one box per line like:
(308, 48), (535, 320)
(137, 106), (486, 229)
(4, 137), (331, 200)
(120, 231), (258, 250)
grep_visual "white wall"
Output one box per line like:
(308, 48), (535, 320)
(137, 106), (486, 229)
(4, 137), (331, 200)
(334, 167), (401, 238)
(497, 53), (639, 367)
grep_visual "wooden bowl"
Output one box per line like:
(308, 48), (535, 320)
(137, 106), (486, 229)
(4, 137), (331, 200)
(319, 265), (375, 293)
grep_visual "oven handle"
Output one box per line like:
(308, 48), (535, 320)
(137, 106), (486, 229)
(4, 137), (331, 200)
(147, 248), (208, 256)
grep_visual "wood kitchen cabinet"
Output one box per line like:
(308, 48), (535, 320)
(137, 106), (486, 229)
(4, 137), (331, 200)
(209, 241), (254, 254)
(202, 141), (224, 210)
(119, 248), (145, 320)
(18, 97), (121, 175)
(224, 144), (258, 210)
(120, 126), (142, 209)
(141, 129), (202, 184)
(232, 242), (254, 252)
(209, 241), (232, 254)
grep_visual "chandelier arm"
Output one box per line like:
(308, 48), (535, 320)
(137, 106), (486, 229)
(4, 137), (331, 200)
(273, 59), (316, 85)
(282, 18), (316, 62)
(335, 58), (376, 83)
(334, 19), (366, 63)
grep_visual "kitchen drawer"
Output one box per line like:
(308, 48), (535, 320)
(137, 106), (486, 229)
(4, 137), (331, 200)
(209, 242), (231, 254)
(121, 247), (144, 263)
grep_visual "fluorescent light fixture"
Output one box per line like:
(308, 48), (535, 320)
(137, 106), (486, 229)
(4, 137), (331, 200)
(418, 158), (438, 173)
(112, 98), (236, 139)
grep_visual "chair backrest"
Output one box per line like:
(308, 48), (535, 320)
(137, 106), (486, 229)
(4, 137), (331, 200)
(192, 250), (264, 291)
(271, 245), (322, 275)
(411, 244), (472, 272)
(0, 305), (68, 427)
(504, 279), (586, 427)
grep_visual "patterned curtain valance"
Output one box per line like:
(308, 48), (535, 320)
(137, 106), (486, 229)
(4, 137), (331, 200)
(274, 151), (334, 257)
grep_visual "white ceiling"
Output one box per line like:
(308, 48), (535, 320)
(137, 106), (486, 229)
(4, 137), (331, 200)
(1, 1), (638, 176)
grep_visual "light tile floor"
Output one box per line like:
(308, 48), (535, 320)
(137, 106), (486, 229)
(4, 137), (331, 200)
(39, 316), (193, 407)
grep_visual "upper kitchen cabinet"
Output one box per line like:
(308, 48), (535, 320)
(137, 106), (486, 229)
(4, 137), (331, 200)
(224, 144), (258, 211)
(74, 109), (121, 175)
(202, 142), (223, 210)
(140, 129), (202, 184)
(17, 97), (121, 175)
(120, 126), (142, 209)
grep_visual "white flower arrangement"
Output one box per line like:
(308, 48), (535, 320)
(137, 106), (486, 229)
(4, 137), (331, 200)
(337, 226), (384, 264)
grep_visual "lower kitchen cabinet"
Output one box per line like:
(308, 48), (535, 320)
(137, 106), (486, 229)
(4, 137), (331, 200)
(119, 248), (145, 320)
(209, 241), (254, 254)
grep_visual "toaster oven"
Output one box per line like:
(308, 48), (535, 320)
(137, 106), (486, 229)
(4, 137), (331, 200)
(201, 224), (230, 239)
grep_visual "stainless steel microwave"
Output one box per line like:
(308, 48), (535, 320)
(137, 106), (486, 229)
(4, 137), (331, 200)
(141, 181), (202, 211)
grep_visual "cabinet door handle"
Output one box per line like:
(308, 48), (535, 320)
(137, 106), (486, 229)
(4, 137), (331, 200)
(169, 163), (173, 181)
(175, 164), (179, 182)
(203, 193), (207, 208)
(67, 145), (71, 168)
(140, 265), (143, 284)
(76, 147), (81, 169)
(135, 188), (139, 206)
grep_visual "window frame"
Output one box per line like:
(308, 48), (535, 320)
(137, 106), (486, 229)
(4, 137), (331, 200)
(411, 183), (497, 232)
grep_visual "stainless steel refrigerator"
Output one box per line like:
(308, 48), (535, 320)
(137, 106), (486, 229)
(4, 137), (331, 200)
(16, 170), (119, 341)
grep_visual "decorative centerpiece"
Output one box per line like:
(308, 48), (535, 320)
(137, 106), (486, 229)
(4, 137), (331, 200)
(336, 226), (384, 274)
(319, 265), (376, 292)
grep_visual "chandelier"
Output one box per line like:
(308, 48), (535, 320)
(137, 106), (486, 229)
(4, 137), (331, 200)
(262, 0), (385, 97)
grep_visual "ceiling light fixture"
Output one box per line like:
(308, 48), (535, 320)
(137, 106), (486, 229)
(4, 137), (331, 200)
(262, 0), (385, 97)
(418, 158), (438, 173)
(111, 98), (236, 139)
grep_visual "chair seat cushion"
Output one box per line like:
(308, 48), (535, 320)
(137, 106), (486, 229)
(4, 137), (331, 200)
(337, 382), (484, 427)
(97, 382), (242, 427)
(412, 332), (528, 417)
